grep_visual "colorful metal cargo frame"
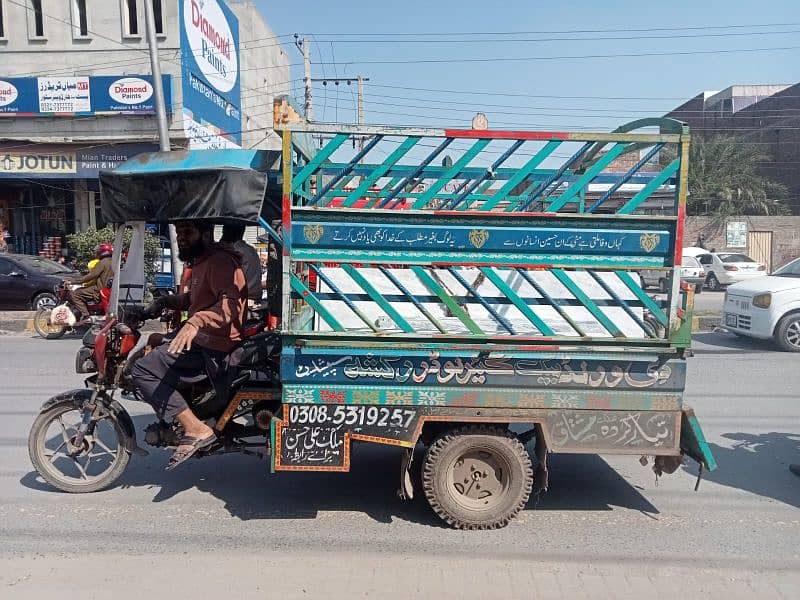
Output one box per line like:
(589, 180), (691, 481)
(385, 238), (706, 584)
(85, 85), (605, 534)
(270, 119), (716, 475)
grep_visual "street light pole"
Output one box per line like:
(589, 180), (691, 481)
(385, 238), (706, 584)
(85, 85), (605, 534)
(144, 0), (181, 288)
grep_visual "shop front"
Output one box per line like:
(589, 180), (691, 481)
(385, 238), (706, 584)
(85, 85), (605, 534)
(0, 143), (158, 256)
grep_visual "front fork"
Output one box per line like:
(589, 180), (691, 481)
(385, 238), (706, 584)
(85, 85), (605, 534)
(69, 390), (100, 455)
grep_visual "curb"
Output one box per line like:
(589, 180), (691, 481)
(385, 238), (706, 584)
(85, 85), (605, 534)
(692, 315), (721, 332)
(0, 312), (35, 334)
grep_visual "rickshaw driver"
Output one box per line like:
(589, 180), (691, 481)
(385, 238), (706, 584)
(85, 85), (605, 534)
(132, 220), (248, 470)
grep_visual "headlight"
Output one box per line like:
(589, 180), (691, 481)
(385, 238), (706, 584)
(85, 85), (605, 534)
(752, 293), (772, 309)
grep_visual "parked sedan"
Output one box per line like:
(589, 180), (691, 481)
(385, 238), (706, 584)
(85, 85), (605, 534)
(639, 254), (705, 293)
(0, 254), (75, 310)
(697, 252), (767, 291)
(723, 257), (800, 351)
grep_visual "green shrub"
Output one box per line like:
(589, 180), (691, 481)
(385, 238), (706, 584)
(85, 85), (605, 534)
(66, 225), (161, 284)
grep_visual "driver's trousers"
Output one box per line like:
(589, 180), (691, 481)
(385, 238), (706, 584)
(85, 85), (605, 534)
(71, 286), (99, 319)
(131, 342), (226, 420)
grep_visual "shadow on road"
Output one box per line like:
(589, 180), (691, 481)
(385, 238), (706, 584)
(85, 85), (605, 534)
(684, 431), (800, 509)
(691, 331), (778, 354)
(20, 414), (659, 525)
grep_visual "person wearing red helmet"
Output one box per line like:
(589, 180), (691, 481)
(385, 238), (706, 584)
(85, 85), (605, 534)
(69, 242), (114, 323)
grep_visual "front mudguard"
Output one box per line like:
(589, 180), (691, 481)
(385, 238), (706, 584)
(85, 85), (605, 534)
(40, 389), (144, 455)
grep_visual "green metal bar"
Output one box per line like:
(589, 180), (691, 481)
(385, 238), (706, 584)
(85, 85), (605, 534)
(551, 269), (623, 337)
(482, 141), (562, 211)
(290, 274), (345, 332)
(342, 264), (414, 333)
(545, 143), (629, 212)
(480, 267), (555, 336)
(411, 266), (484, 335)
(515, 268), (585, 336)
(412, 139), (491, 209)
(309, 264), (381, 332)
(616, 271), (669, 326)
(291, 133), (348, 192)
(618, 159), (680, 215)
(342, 137), (421, 208)
(458, 180), (495, 211)
(378, 266), (448, 334)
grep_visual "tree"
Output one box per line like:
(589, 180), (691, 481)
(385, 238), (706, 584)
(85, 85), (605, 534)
(66, 225), (161, 284)
(684, 135), (788, 217)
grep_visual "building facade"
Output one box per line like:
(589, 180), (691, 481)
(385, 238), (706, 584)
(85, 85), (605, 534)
(0, 0), (289, 255)
(666, 83), (800, 214)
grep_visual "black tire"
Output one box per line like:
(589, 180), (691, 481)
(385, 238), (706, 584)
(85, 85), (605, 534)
(775, 313), (800, 353)
(32, 292), (57, 311)
(28, 399), (131, 493)
(658, 278), (668, 294)
(33, 308), (67, 339)
(706, 273), (721, 291)
(422, 426), (533, 530)
(694, 284), (702, 295)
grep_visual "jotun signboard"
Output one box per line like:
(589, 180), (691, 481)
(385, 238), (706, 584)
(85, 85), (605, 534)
(180, 0), (242, 149)
(0, 76), (171, 116)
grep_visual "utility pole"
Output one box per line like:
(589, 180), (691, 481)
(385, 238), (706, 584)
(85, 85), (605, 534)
(144, 0), (181, 287)
(303, 37), (313, 121)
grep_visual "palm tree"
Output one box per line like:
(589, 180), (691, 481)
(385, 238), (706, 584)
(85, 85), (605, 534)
(685, 135), (788, 217)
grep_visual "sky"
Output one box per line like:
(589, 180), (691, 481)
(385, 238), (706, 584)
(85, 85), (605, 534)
(240, 0), (799, 132)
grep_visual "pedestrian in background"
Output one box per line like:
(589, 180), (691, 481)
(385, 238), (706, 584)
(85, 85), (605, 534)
(0, 221), (10, 253)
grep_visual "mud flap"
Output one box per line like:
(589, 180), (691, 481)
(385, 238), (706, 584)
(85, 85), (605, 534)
(680, 407), (717, 472)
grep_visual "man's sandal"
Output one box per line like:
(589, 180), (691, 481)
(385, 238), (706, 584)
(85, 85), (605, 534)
(166, 433), (217, 470)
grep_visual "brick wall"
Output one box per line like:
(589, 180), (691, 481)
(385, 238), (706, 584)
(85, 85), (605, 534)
(685, 216), (800, 270)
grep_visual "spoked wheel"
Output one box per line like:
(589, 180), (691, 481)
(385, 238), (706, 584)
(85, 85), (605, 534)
(28, 401), (131, 493)
(422, 426), (533, 530)
(33, 308), (67, 339)
(776, 314), (800, 352)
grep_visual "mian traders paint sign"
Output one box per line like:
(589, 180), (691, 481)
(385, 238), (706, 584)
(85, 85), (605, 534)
(180, 0), (242, 148)
(0, 144), (158, 179)
(0, 76), (171, 115)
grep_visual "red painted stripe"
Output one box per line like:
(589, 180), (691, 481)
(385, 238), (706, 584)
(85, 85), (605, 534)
(674, 202), (686, 265)
(430, 262), (554, 270)
(281, 194), (291, 257)
(444, 128), (571, 140)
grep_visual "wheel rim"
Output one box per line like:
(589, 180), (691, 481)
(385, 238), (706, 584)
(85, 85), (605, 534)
(34, 406), (124, 486)
(35, 310), (65, 336)
(447, 448), (511, 511)
(37, 296), (56, 309)
(786, 320), (800, 349)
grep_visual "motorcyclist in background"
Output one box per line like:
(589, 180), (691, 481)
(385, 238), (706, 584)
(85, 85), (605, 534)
(69, 243), (114, 324)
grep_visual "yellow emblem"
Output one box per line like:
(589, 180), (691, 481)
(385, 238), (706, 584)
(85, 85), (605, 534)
(304, 224), (324, 244)
(468, 229), (489, 249)
(640, 233), (660, 253)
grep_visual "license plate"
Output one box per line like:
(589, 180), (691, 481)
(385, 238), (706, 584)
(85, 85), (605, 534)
(725, 313), (738, 327)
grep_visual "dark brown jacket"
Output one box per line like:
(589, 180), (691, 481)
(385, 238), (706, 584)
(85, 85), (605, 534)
(73, 256), (113, 292)
(164, 246), (247, 353)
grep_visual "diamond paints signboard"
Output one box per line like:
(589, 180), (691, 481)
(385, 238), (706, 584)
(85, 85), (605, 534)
(0, 76), (171, 115)
(180, 0), (242, 149)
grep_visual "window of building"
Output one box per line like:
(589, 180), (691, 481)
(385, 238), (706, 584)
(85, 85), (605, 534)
(121, 0), (139, 37)
(0, 1), (6, 39)
(28, 0), (45, 39)
(71, 0), (89, 38)
(153, 0), (163, 35)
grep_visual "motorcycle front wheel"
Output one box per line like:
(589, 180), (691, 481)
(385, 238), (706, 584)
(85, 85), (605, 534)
(28, 400), (131, 493)
(33, 308), (67, 339)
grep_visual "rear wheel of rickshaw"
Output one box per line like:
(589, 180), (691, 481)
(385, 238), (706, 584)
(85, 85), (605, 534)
(33, 308), (67, 339)
(422, 426), (533, 530)
(28, 399), (131, 493)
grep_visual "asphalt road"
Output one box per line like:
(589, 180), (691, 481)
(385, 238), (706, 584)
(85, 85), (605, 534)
(0, 332), (798, 599)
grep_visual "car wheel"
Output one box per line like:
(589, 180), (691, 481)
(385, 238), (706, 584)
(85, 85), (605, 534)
(694, 284), (702, 295)
(706, 273), (721, 291)
(32, 292), (57, 311)
(775, 313), (800, 353)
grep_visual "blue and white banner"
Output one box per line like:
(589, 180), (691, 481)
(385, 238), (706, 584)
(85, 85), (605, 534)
(0, 76), (172, 116)
(180, 0), (242, 149)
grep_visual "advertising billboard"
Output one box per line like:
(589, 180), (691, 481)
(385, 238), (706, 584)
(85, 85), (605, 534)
(0, 76), (172, 116)
(180, 0), (242, 149)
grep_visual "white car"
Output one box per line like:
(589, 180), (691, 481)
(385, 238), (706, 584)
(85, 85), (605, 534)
(723, 257), (800, 352)
(639, 254), (705, 293)
(695, 252), (767, 291)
